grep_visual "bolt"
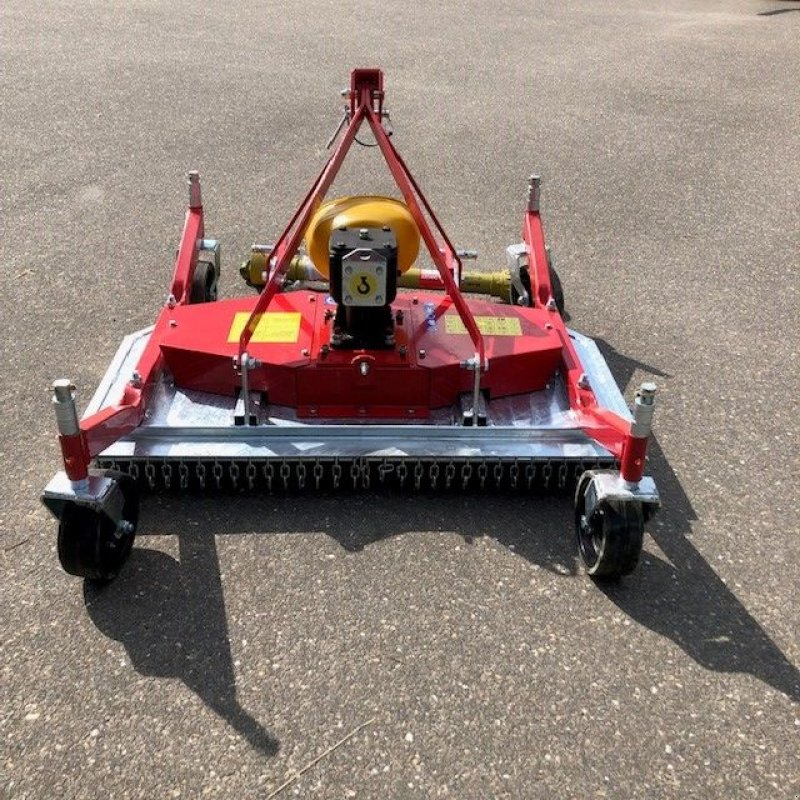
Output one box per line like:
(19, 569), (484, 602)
(412, 297), (419, 305)
(577, 373), (590, 390)
(418, 349), (426, 359)
(301, 348), (310, 357)
(345, 265), (353, 275)
(345, 295), (352, 304)
(545, 322), (553, 330)
(399, 345), (407, 357)
(359, 361), (370, 376)
(359, 228), (370, 239)
(546, 298), (557, 311)
(638, 382), (657, 403)
(375, 295), (383, 303)
(166, 293), (177, 308)
(382, 225), (391, 232)
(320, 344), (330, 357)
(130, 371), (142, 388)
(376, 266), (383, 275)
(169, 319), (178, 327)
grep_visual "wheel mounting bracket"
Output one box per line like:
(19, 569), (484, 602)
(42, 470), (127, 525)
(577, 469), (660, 523)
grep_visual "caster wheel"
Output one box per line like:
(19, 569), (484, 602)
(575, 475), (643, 578)
(57, 474), (139, 582)
(189, 260), (218, 303)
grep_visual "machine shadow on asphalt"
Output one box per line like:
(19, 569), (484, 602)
(595, 339), (800, 703)
(79, 342), (798, 753)
(83, 533), (281, 756)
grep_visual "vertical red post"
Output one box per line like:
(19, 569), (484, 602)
(619, 383), (657, 483)
(52, 380), (90, 483)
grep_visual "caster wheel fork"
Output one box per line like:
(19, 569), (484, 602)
(575, 471), (645, 579)
(56, 472), (139, 582)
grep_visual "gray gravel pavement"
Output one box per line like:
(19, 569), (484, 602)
(2, 1), (799, 798)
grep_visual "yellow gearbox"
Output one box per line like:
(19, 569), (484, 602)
(304, 196), (420, 278)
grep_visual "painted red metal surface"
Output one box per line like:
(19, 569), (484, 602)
(159, 291), (561, 418)
(59, 433), (90, 482)
(58, 67), (649, 478)
(620, 435), (649, 483)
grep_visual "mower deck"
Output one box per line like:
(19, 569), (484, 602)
(79, 321), (628, 489)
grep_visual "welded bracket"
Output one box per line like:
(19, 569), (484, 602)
(577, 470), (661, 523)
(506, 243), (530, 306)
(42, 470), (126, 523)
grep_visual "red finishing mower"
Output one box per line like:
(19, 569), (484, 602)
(42, 69), (660, 582)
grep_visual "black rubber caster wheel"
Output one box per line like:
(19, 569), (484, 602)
(189, 260), (218, 304)
(575, 478), (643, 579)
(57, 475), (139, 582)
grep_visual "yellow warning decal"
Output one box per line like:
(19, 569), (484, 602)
(445, 315), (522, 337)
(227, 312), (302, 344)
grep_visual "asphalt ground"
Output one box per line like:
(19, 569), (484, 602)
(2, 1), (799, 797)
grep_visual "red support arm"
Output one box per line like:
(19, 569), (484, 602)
(238, 104), (367, 354)
(76, 198), (205, 459)
(169, 206), (204, 304)
(523, 208), (553, 309)
(239, 68), (485, 368)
